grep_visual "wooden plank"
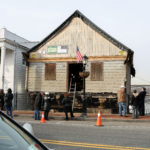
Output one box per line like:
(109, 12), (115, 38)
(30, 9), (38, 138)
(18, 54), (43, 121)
(45, 63), (56, 80)
(91, 63), (103, 81)
(28, 56), (126, 62)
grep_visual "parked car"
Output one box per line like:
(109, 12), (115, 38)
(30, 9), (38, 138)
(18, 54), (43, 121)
(0, 111), (52, 150)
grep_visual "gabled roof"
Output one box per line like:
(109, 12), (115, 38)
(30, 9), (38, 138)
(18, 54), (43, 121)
(28, 10), (134, 54)
(28, 10), (135, 76)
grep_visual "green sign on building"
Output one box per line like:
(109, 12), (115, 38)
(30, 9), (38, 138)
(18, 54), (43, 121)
(47, 46), (57, 54)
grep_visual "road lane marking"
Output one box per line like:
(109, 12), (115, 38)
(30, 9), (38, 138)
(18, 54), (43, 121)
(40, 139), (150, 150)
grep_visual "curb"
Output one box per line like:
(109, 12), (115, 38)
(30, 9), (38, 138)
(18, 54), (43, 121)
(13, 114), (150, 123)
(2, 110), (150, 123)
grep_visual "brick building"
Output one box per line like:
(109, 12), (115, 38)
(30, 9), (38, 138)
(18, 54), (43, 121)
(26, 10), (135, 112)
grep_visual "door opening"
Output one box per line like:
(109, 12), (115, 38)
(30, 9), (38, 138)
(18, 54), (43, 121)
(68, 63), (83, 91)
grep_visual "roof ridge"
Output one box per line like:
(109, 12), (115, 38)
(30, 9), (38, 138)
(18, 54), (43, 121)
(28, 10), (133, 54)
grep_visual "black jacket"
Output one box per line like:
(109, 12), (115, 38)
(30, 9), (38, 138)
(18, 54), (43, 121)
(43, 95), (51, 111)
(138, 91), (146, 105)
(0, 93), (4, 107)
(63, 97), (73, 107)
(4, 92), (13, 107)
(131, 93), (139, 106)
(34, 93), (42, 110)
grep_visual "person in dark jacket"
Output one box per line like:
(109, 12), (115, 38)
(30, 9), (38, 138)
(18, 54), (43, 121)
(62, 93), (74, 120)
(4, 88), (13, 118)
(0, 89), (4, 110)
(34, 92), (42, 120)
(131, 90), (139, 119)
(138, 87), (146, 116)
(43, 92), (51, 120)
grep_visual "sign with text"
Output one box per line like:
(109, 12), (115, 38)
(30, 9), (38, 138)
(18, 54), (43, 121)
(47, 45), (68, 54)
(47, 46), (57, 54)
(57, 46), (68, 54)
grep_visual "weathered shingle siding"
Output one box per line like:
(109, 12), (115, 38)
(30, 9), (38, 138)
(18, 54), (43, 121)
(28, 61), (127, 94)
(29, 18), (127, 59)
(27, 16), (131, 94)
(28, 62), (67, 92)
(126, 63), (131, 99)
(86, 61), (126, 93)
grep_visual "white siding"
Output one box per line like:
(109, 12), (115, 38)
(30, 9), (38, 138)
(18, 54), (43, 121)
(15, 47), (29, 109)
(4, 49), (14, 92)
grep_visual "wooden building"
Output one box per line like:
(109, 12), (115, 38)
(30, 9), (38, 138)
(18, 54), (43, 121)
(26, 10), (135, 112)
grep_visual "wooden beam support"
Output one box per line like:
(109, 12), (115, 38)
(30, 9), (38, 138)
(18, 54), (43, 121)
(28, 56), (126, 62)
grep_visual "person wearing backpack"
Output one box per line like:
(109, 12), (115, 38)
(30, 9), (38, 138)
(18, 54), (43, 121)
(4, 88), (13, 118)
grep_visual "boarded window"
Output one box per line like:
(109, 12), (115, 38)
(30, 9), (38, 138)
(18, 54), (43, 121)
(91, 63), (103, 81)
(45, 63), (56, 80)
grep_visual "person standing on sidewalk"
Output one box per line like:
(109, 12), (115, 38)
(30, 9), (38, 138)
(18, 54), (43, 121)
(43, 92), (51, 120)
(117, 86), (127, 117)
(131, 90), (139, 119)
(62, 93), (74, 120)
(138, 87), (146, 116)
(0, 89), (4, 110)
(34, 92), (42, 120)
(4, 88), (13, 118)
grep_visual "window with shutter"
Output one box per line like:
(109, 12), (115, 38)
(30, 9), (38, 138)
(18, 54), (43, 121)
(45, 63), (56, 80)
(91, 63), (103, 81)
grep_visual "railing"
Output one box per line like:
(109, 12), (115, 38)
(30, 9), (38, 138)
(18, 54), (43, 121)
(145, 95), (150, 115)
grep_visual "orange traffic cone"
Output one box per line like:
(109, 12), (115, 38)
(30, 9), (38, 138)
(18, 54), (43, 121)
(96, 111), (102, 126)
(40, 112), (46, 123)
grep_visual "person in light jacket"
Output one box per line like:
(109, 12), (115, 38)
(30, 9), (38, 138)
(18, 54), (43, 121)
(117, 86), (127, 117)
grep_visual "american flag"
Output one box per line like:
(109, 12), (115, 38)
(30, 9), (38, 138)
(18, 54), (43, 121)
(76, 46), (82, 62)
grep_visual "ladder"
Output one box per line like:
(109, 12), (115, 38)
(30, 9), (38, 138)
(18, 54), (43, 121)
(69, 77), (76, 111)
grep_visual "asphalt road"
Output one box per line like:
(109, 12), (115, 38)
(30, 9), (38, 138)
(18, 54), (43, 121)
(17, 119), (150, 150)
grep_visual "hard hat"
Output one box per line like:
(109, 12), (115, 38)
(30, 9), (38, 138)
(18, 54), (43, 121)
(45, 92), (49, 95)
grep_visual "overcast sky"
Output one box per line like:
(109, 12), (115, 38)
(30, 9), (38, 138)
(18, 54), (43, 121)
(0, 0), (150, 84)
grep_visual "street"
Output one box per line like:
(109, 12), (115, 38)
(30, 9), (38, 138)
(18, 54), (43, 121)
(17, 119), (150, 150)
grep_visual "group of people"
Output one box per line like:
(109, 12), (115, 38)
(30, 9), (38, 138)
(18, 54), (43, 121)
(34, 92), (51, 120)
(34, 92), (74, 120)
(117, 86), (146, 119)
(131, 88), (146, 118)
(0, 88), (14, 118)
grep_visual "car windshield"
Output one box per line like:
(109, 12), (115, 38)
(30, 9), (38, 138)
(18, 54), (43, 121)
(0, 112), (47, 150)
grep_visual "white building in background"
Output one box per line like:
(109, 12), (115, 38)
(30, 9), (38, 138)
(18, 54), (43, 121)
(0, 28), (38, 109)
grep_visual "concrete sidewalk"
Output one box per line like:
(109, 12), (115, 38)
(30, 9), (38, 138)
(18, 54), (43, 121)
(5, 110), (150, 122)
